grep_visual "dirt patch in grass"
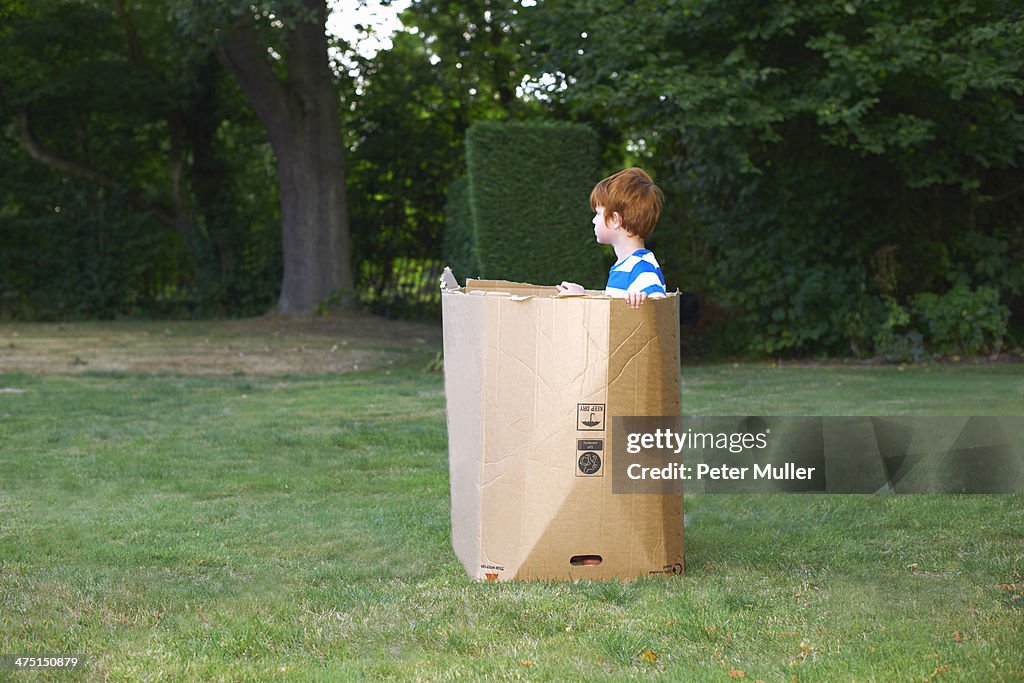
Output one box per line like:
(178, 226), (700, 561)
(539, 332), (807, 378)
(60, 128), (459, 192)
(0, 312), (441, 376)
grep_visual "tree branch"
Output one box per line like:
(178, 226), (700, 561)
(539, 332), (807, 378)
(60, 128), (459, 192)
(219, 18), (292, 152)
(112, 0), (194, 230)
(112, 0), (145, 67)
(19, 111), (117, 188)
(286, 0), (330, 100)
(19, 110), (180, 232)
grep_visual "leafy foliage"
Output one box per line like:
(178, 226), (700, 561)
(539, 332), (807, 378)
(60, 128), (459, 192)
(442, 177), (479, 280)
(871, 297), (924, 364)
(0, 0), (280, 318)
(527, 0), (1024, 355)
(464, 121), (606, 285)
(913, 285), (1009, 357)
(347, 1), (544, 313)
(399, 0), (530, 118)
(346, 31), (464, 312)
(3, 0), (1022, 350)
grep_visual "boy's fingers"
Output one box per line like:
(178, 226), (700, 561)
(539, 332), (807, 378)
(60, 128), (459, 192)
(626, 292), (647, 308)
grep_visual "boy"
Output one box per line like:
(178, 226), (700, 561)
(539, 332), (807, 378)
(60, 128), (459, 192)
(556, 167), (666, 309)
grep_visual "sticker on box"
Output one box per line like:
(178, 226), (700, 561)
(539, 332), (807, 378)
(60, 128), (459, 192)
(577, 403), (606, 431)
(576, 438), (604, 477)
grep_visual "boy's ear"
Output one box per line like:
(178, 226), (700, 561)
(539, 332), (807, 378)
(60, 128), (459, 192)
(611, 211), (623, 229)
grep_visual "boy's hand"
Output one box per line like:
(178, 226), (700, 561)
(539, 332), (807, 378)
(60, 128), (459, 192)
(625, 291), (647, 309)
(556, 282), (585, 294)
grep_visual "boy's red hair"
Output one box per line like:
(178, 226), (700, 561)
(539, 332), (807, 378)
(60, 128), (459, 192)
(589, 167), (664, 239)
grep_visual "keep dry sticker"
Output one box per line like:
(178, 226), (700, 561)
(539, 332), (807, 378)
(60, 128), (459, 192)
(577, 403), (606, 431)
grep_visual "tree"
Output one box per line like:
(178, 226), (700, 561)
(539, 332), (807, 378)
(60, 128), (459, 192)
(1, 0), (282, 318)
(400, 0), (529, 122)
(212, 0), (353, 313)
(3, 0), (354, 316)
(528, 0), (1024, 355)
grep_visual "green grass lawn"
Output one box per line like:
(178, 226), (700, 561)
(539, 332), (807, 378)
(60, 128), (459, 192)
(1, 339), (1023, 680)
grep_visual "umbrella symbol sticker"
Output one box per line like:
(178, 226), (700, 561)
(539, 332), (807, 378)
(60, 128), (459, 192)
(577, 404), (606, 431)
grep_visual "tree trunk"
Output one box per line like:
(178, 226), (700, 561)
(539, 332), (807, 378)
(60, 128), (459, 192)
(220, 0), (353, 314)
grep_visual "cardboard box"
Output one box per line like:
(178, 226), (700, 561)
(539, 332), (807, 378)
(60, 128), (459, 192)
(440, 268), (684, 581)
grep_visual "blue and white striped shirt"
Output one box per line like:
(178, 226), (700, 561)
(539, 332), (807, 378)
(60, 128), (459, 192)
(606, 249), (667, 298)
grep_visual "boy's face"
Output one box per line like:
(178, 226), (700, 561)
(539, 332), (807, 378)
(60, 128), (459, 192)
(592, 205), (620, 244)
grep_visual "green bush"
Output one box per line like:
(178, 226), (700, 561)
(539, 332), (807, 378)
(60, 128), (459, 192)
(464, 121), (606, 286)
(441, 177), (479, 281)
(871, 297), (925, 363)
(913, 285), (1009, 357)
(0, 184), (192, 320)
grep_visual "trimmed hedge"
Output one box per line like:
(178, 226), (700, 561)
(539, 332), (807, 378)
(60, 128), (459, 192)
(462, 121), (606, 286)
(442, 177), (479, 281)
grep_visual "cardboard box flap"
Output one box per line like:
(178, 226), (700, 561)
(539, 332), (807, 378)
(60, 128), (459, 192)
(465, 278), (558, 298)
(440, 266), (461, 292)
(444, 267), (678, 301)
